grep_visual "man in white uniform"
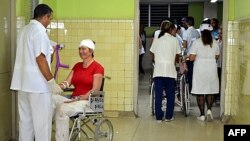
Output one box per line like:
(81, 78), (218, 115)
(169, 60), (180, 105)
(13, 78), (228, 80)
(182, 16), (200, 93)
(10, 4), (62, 141)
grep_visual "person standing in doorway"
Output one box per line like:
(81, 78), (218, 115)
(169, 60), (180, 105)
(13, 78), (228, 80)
(140, 23), (147, 52)
(10, 4), (62, 141)
(139, 24), (146, 74)
(150, 20), (181, 122)
(189, 23), (220, 121)
(139, 35), (145, 74)
(216, 27), (223, 104)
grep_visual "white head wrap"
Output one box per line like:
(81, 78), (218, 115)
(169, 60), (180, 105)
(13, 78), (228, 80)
(79, 39), (95, 50)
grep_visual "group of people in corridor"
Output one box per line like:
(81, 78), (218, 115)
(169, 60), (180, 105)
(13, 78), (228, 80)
(9, 3), (224, 141)
(145, 16), (223, 122)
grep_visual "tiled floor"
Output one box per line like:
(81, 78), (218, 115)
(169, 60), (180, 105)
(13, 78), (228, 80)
(108, 68), (224, 141)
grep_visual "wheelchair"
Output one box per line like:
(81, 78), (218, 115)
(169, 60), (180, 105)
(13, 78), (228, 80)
(68, 90), (113, 141)
(62, 77), (113, 141)
(52, 42), (113, 140)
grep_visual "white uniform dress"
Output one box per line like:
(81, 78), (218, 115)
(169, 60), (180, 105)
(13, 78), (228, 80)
(189, 38), (220, 94)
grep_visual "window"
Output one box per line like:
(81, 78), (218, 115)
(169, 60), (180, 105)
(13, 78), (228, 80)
(150, 4), (168, 27)
(170, 4), (188, 25)
(140, 3), (188, 27)
(140, 4), (149, 26)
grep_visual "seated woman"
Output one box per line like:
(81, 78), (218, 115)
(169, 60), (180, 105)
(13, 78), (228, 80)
(53, 39), (104, 141)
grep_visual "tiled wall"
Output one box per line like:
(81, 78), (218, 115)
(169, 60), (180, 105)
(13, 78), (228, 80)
(226, 20), (250, 123)
(0, 0), (12, 140)
(48, 19), (135, 112)
(224, 21), (240, 116)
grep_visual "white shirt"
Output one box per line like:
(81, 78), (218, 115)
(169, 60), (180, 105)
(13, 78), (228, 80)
(180, 27), (186, 38)
(183, 26), (200, 55)
(10, 20), (54, 93)
(150, 33), (181, 78)
(176, 34), (183, 51)
(153, 30), (161, 39)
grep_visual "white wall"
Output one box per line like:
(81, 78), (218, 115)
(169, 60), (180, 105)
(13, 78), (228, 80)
(204, 2), (218, 19)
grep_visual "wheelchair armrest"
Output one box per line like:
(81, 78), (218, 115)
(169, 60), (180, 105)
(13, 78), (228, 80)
(63, 88), (75, 92)
(89, 90), (104, 97)
(70, 112), (83, 118)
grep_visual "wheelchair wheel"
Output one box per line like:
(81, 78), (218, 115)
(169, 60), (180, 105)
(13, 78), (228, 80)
(184, 83), (190, 116)
(94, 118), (113, 141)
(180, 75), (190, 117)
(150, 82), (155, 116)
(180, 75), (187, 116)
(149, 74), (152, 94)
(180, 77), (186, 116)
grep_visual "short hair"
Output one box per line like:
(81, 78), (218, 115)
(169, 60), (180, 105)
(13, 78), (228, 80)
(33, 4), (53, 19)
(186, 16), (195, 26)
(211, 18), (219, 24)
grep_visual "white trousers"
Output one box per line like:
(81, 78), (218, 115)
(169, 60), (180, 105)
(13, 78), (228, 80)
(52, 95), (88, 141)
(18, 91), (53, 141)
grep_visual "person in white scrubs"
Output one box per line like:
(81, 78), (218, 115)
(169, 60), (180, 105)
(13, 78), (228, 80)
(150, 20), (181, 122)
(182, 16), (200, 94)
(10, 4), (62, 141)
(188, 23), (220, 122)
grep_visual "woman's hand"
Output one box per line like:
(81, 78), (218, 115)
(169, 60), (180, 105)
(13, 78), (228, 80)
(64, 99), (77, 103)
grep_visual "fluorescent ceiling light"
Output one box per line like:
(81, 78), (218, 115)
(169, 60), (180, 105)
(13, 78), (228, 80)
(210, 0), (217, 3)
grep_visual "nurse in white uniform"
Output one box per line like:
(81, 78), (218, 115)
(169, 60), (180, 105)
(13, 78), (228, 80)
(188, 23), (219, 122)
(10, 4), (62, 141)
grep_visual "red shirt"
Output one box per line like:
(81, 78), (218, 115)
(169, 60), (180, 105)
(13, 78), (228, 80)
(71, 61), (104, 97)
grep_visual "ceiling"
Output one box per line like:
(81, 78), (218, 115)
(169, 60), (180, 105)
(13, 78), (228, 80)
(140, 0), (223, 3)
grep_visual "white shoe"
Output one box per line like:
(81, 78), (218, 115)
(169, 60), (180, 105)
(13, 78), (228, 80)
(157, 120), (162, 123)
(165, 117), (174, 122)
(206, 110), (213, 121)
(197, 115), (205, 121)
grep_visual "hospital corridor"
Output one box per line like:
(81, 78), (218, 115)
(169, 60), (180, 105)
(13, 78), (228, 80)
(49, 43), (224, 141)
(1, 0), (250, 141)
(50, 50), (224, 141)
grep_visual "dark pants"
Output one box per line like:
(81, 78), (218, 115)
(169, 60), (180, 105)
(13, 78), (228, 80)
(139, 54), (144, 74)
(154, 77), (175, 120)
(216, 67), (222, 100)
(186, 60), (193, 93)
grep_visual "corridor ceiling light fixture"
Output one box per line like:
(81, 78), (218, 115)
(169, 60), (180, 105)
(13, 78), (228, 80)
(210, 0), (217, 3)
